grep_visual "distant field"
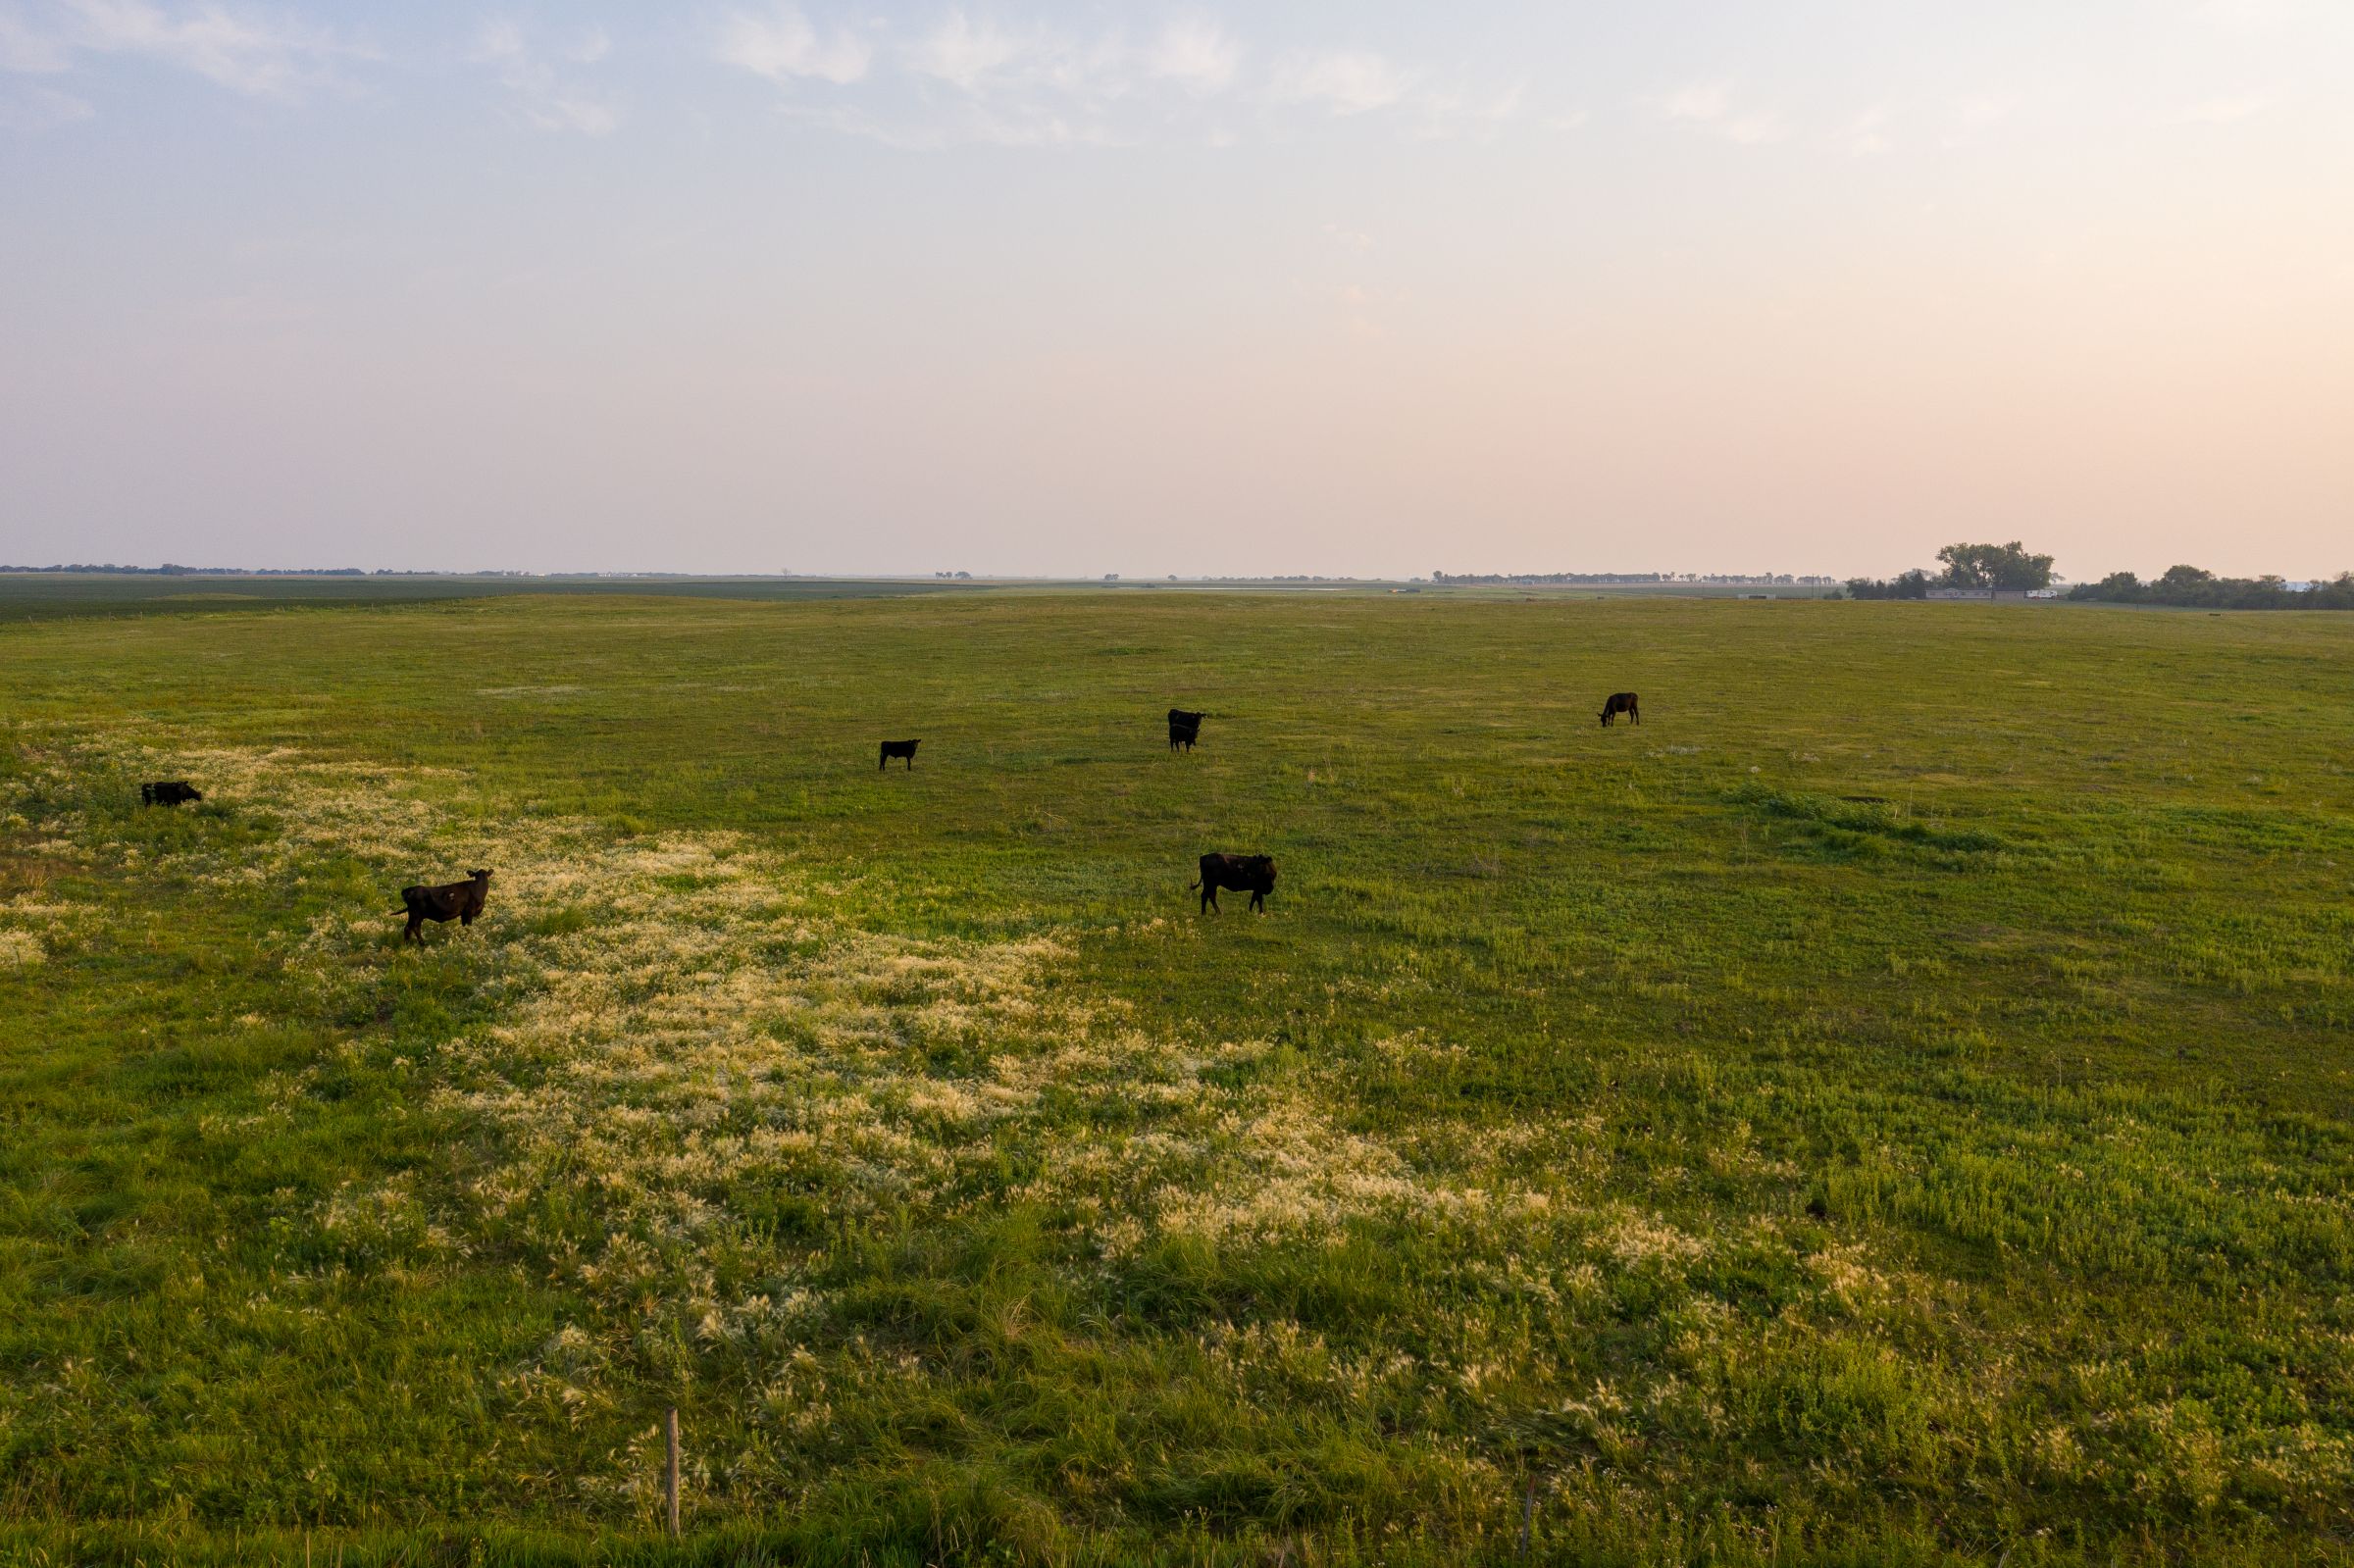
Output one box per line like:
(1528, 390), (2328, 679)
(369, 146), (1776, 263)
(0, 574), (979, 623)
(0, 573), (1840, 625)
(2, 590), (2350, 1566)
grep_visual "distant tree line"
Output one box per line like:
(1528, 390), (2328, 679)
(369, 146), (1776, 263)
(1846, 541), (2056, 598)
(2068, 567), (2354, 609)
(1843, 570), (1935, 600)
(0, 565), (741, 580)
(1435, 571), (1675, 584)
(0, 562), (371, 576)
(1431, 571), (1836, 585)
(1844, 543), (2351, 609)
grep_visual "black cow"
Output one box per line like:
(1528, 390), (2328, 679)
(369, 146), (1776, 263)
(880, 739), (921, 771)
(1192, 852), (1276, 914)
(1168, 709), (1204, 752)
(141, 781), (202, 807)
(395, 869), (492, 943)
(1598, 692), (1640, 727)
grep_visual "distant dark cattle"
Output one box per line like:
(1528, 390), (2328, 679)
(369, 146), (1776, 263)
(1192, 851), (1276, 914)
(1168, 709), (1205, 752)
(1598, 692), (1640, 727)
(141, 781), (202, 807)
(395, 869), (491, 943)
(880, 739), (921, 771)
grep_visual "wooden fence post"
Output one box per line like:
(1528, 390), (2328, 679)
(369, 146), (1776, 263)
(664, 1406), (681, 1540)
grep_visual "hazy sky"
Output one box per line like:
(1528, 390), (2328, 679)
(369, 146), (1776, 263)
(3, 1), (2349, 579)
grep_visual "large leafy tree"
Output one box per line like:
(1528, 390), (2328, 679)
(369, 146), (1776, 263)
(1936, 540), (2057, 590)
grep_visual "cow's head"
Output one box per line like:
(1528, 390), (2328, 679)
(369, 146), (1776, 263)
(471, 868), (493, 883)
(1252, 856), (1277, 889)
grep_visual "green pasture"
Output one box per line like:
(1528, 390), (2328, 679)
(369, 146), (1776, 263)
(0, 574), (978, 625)
(1, 590), (2350, 1566)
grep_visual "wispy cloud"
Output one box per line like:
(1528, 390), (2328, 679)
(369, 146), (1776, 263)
(1273, 50), (1409, 117)
(717, 6), (868, 86)
(1833, 104), (1891, 156)
(704, 11), (1556, 149)
(0, 8), (74, 72)
(469, 18), (618, 135)
(466, 17), (521, 64)
(1655, 81), (1782, 145)
(1408, 79), (1523, 142)
(5, 0), (366, 98)
(722, 6), (1218, 149)
(1147, 17), (1236, 94)
(1658, 82), (1728, 123)
(0, 79), (90, 127)
(908, 11), (1027, 92)
(778, 95), (1124, 151)
(1334, 280), (1405, 339)
(904, 11), (1126, 102)
(709, 13), (1528, 150)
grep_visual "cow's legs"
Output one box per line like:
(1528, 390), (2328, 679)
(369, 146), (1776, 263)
(1202, 885), (1218, 913)
(1250, 890), (1264, 913)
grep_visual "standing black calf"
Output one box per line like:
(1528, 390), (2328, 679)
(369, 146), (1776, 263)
(1167, 709), (1205, 752)
(141, 781), (202, 806)
(1598, 692), (1640, 727)
(394, 869), (492, 943)
(880, 739), (921, 771)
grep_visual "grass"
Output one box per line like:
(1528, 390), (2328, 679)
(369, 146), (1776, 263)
(0, 574), (975, 625)
(1, 589), (2350, 1566)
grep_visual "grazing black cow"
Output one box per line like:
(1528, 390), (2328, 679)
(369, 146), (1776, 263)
(141, 781), (202, 807)
(395, 869), (491, 943)
(1192, 852), (1276, 914)
(1167, 708), (1205, 752)
(880, 739), (921, 771)
(1598, 692), (1640, 727)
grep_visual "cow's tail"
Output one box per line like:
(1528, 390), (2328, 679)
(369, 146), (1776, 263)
(1188, 879), (1201, 889)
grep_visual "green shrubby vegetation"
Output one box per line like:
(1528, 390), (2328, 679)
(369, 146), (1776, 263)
(1838, 569), (1933, 600)
(2069, 566), (2354, 610)
(1845, 542), (2056, 599)
(1844, 541), (2350, 610)
(3, 590), (2352, 1565)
